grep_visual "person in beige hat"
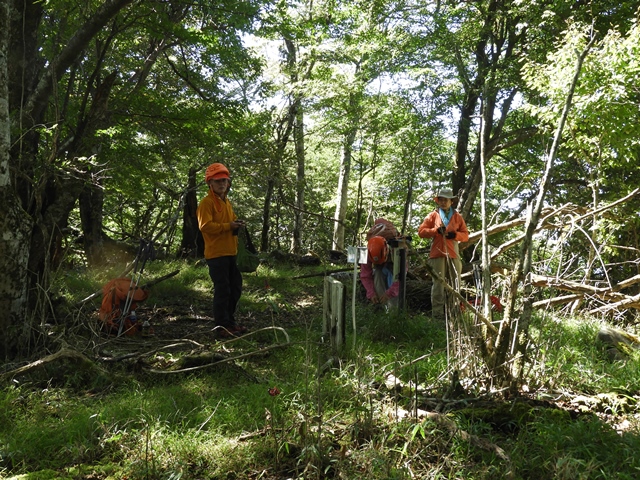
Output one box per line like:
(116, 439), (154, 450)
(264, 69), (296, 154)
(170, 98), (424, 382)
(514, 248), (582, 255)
(417, 188), (469, 320)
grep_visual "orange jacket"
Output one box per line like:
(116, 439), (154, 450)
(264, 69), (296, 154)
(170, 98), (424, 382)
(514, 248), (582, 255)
(418, 209), (469, 259)
(197, 190), (238, 259)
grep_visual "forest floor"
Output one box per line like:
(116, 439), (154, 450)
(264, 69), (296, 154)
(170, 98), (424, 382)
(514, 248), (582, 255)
(82, 267), (637, 436)
(86, 269), (317, 353)
(4, 261), (640, 479)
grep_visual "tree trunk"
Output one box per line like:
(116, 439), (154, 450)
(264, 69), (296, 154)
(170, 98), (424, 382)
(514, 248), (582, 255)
(478, 92), (495, 362)
(3, 0), (134, 358)
(291, 105), (305, 254)
(453, 90), (480, 198)
(79, 183), (106, 266)
(0, 2), (33, 357)
(401, 154), (416, 236)
(332, 124), (357, 250)
(285, 36), (306, 255)
(458, 89), (517, 221)
(259, 82), (297, 252)
(179, 167), (203, 258)
(506, 38), (595, 386)
(452, 0), (494, 203)
(261, 177), (275, 252)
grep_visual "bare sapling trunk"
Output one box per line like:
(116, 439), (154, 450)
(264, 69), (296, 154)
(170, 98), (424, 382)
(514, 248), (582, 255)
(291, 105), (305, 254)
(501, 35), (596, 388)
(478, 92), (497, 369)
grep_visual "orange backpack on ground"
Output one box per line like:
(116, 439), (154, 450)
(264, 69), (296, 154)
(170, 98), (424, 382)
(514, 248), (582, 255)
(99, 278), (149, 335)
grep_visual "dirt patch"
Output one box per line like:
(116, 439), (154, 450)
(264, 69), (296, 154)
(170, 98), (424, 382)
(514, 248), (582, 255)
(86, 283), (321, 358)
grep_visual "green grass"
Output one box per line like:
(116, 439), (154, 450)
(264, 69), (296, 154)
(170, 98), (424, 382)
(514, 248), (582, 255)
(2, 260), (640, 479)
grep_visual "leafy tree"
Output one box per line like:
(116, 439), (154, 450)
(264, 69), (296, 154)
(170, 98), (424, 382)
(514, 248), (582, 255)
(522, 20), (640, 284)
(1, 0), (264, 358)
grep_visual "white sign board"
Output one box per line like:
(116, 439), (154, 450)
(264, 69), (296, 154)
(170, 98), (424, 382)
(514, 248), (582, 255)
(346, 246), (368, 264)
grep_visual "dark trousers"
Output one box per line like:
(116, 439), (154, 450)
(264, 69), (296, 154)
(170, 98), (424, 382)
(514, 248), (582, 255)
(206, 256), (243, 327)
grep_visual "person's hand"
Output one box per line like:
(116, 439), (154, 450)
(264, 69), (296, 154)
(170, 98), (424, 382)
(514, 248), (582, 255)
(379, 293), (389, 304)
(232, 220), (245, 230)
(437, 226), (446, 235)
(370, 295), (380, 304)
(446, 231), (456, 239)
(231, 220), (245, 235)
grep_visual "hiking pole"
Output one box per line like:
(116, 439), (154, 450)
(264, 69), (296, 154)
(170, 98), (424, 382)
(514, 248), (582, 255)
(119, 239), (155, 336)
(117, 240), (144, 336)
(138, 239), (155, 277)
(473, 262), (482, 296)
(118, 239), (155, 336)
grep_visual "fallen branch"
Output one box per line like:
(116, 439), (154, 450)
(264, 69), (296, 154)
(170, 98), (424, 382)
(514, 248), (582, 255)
(144, 327), (292, 374)
(141, 269), (180, 289)
(529, 274), (626, 301)
(145, 342), (292, 374)
(589, 292), (640, 315)
(572, 187), (639, 224)
(459, 190), (639, 265)
(98, 339), (201, 362)
(529, 272), (640, 314)
(460, 204), (578, 253)
(390, 406), (514, 476)
(532, 294), (583, 309)
(292, 267), (353, 279)
(424, 411), (512, 466)
(1, 346), (108, 382)
(612, 273), (640, 292)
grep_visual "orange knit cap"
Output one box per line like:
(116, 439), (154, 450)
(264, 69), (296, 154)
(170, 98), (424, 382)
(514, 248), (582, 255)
(205, 163), (230, 182)
(367, 236), (388, 265)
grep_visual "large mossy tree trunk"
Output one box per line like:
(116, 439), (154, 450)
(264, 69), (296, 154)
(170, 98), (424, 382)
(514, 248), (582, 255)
(0, 0), (32, 357)
(2, 0), (134, 359)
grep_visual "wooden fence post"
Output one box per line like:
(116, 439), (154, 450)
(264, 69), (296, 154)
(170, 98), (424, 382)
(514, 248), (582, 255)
(323, 276), (346, 351)
(389, 236), (411, 311)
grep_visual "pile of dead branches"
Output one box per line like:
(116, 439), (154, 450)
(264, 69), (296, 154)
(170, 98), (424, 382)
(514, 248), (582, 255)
(458, 188), (640, 317)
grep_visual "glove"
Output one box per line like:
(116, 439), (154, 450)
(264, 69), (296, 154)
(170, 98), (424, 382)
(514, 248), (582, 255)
(446, 231), (456, 239)
(437, 226), (446, 235)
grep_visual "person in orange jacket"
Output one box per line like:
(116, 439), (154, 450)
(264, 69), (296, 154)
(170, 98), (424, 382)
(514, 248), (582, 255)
(197, 163), (247, 337)
(418, 188), (469, 320)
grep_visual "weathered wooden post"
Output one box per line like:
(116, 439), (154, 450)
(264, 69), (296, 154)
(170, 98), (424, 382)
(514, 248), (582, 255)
(323, 276), (346, 351)
(389, 236), (411, 311)
(346, 246), (368, 347)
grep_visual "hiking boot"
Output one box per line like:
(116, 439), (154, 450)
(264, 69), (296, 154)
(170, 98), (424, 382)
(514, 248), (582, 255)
(232, 325), (248, 334)
(215, 325), (247, 339)
(215, 326), (235, 339)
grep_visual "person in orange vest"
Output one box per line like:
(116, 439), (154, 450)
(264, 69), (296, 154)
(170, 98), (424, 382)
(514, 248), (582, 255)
(197, 163), (247, 337)
(418, 188), (469, 320)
